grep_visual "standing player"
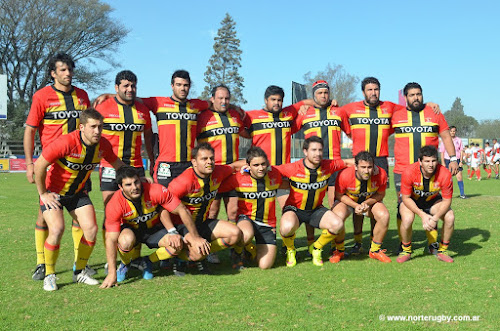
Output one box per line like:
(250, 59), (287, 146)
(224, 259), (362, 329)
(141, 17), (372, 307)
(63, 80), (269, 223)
(329, 151), (391, 264)
(277, 136), (350, 267)
(464, 145), (472, 177)
(33, 109), (125, 291)
(100, 166), (205, 288)
(492, 139), (500, 179)
(398, 146), (455, 263)
(468, 143), (483, 181)
(168, 143), (245, 273)
(219, 146), (283, 269)
(24, 53), (91, 280)
(392, 82), (458, 254)
(439, 126), (466, 198)
(484, 142), (493, 179)
(95, 70), (154, 266)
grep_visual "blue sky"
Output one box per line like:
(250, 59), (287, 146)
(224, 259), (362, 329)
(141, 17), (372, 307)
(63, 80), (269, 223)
(97, 0), (499, 121)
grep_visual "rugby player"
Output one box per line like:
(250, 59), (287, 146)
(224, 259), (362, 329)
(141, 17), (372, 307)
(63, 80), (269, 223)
(24, 53), (92, 281)
(439, 126), (466, 198)
(33, 109), (125, 291)
(277, 136), (351, 267)
(397, 146), (455, 263)
(492, 138), (500, 179)
(219, 146), (283, 269)
(392, 82), (458, 255)
(484, 142), (493, 179)
(468, 143), (483, 181)
(100, 166), (205, 288)
(464, 145), (472, 177)
(168, 143), (245, 273)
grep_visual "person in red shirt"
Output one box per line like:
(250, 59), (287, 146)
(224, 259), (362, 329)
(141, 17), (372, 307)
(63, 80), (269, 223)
(219, 146), (283, 269)
(24, 53), (92, 281)
(100, 166), (202, 288)
(330, 152), (391, 263)
(168, 143), (244, 273)
(276, 136), (350, 267)
(398, 146), (455, 263)
(33, 109), (125, 291)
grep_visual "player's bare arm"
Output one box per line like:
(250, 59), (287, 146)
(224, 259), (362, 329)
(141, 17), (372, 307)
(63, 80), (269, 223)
(23, 125), (38, 183)
(100, 231), (120, 289)
(34, 155), (62, 210)
(440, 130), (459, 175)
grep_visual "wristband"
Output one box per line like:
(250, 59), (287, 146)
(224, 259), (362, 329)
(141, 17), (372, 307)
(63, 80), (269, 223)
(449, 156), (458, 162)
(167, 227), (179, 235)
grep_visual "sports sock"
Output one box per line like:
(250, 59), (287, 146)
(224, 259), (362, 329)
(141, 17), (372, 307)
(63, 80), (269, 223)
(307, 235), (315, 247)
(131, 244), (141, 261)
(426, 228), (438, 245)
(118, 244), (133, 265)
(401, 241), (412, 254)
(457, 180), (465, 196)
(438, 240), (450, 252)
(44, 241), (60, 275)
(149, 247), (175, 263)
(467, 168), (471, 176)
(233, 244), (244, 255)
(210, 238), (230, 253)
(35, 224), (48, 265)
(476, 169), (481, 179)
(335, 239), (345, 252)
(74, 237), (95, 272)
(370, 240), (382, 253)
(313, 229), (335, 249)
(281, 233), (296, 250)
(177, 250), (190, 261)
(353, 232), (362, 244)
(72, 220), (84, 262)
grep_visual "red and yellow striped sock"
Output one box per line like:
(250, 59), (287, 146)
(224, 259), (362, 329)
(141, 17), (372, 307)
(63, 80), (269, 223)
(149, 247), (175, 263)
(313, 229), (336, 250)
(72, 220), (84, 263)
(35, 224), (48, 265)
(44, 241), (60, 275)
(118, 244), (133, 265)
(281, 233), (296, 250)
(75, 237), (95, 271)
(210, 238), (230, 253)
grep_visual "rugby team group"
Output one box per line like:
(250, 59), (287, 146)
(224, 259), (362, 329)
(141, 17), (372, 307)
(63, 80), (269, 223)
(25, 52), (474, 292)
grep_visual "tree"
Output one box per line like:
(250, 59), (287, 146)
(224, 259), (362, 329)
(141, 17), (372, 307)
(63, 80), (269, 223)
(475, 119), (500, 139)
(443, 97), (478, 137)
(0, 0), (128, 103)
(201, 13), (246, 104)
(303, 63), (359, 106)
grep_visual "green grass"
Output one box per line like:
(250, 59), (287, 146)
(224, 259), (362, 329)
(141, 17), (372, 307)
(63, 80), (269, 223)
(0, 171), (498, 330)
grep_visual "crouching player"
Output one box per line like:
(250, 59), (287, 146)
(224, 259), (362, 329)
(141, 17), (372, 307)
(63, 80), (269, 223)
(219, 146), (283, 269)
(329, 152), (391, 263)
(100, 166), (203, 288)
(397, 146), (455, 263)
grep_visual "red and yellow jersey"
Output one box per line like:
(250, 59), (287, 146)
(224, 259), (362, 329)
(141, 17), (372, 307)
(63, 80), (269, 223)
(26, 85), (90, 147)
(105, 182), (181, 232)
(276, 159), (345, 210)
(96, 97), (152, 168)
(335, 166), (387, 203)
(196, 109), (244, 164)
(42, 130), (117, 196)
(243, 102), (303, 165)
(295, 106), (350, 160)
(168, 165), (234, 224)
(219, 167), (282, 227)
(392, 105), (449, 174)
(341, 100), (401, 157)
(401, 162), (453, 203)
(143, 97), (209, 163)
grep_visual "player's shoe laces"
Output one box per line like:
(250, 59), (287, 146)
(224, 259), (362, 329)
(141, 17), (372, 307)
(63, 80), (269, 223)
(329, 250), (345, 264)
(43, 274), (58, 291)
(196, 260), (213, 275)
(32, 264), (46, 281)
(73, 263), (97, 276)
(346, 242), (363, 257)
(286, 249), (297, 267)
(436, 250), (454, 263)
(369, 249), (392, 263)
(396, 251), (412, 263)
(172, 260), (186, 277)
(116, 263), (129, 282)
(206, 252), (221, 264)
(428, 242), (439, 256)
(141, 258), (154, 280)
(311, 247), (324, 266)
(73, 268), (99, 285)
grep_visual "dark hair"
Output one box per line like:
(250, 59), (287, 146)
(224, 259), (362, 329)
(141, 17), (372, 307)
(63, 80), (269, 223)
(192, 142), (214, 159)
(48, 53), (75, 80)
(264, 85), (285, 99)
(171, 70), (191, 85)
(246, 146), (269, 164)
(116, 166), (139, 186)
(211, 84), (230, 97)
(485, 141), (490, 145)
(354, 151), (375, 165)
(403, 82), (423, 96)
(303, 136), (324, 150)
(361, 77), (380, 91)
(419, 145), (438, 160)
(450, 125), (457, 130)
(115, 70), (137, 85)
(475, 143), (480, 147)
(80, 108), (104, 124)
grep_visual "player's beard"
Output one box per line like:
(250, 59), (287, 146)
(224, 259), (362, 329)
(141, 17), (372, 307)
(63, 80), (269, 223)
(408, 100), (425, 112)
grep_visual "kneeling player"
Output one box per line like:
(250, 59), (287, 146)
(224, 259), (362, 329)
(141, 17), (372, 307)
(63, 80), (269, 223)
(220, 146), (283, 269)
(398, 146), (455, 263)
(330, 152), (391, 263)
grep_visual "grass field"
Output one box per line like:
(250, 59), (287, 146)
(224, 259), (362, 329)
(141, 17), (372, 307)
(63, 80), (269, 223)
(0, 171), (498, 330)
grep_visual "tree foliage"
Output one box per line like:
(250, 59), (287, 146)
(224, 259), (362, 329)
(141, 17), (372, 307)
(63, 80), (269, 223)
(475, 119), (500, 140)
(303, 63), (359, 106)
(0, 0), (128, 102)
(201, 13), (246, 104)
(443, 97), (478, 138)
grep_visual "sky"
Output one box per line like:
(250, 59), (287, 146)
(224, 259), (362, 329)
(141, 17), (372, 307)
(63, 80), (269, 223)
(96, 0), (500, 121)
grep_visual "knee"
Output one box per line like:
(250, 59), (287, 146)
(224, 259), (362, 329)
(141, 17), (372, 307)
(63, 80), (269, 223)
(444, 210), (455, 226)
(117, 233), (135, 251)
(49, 224), (65, 240)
